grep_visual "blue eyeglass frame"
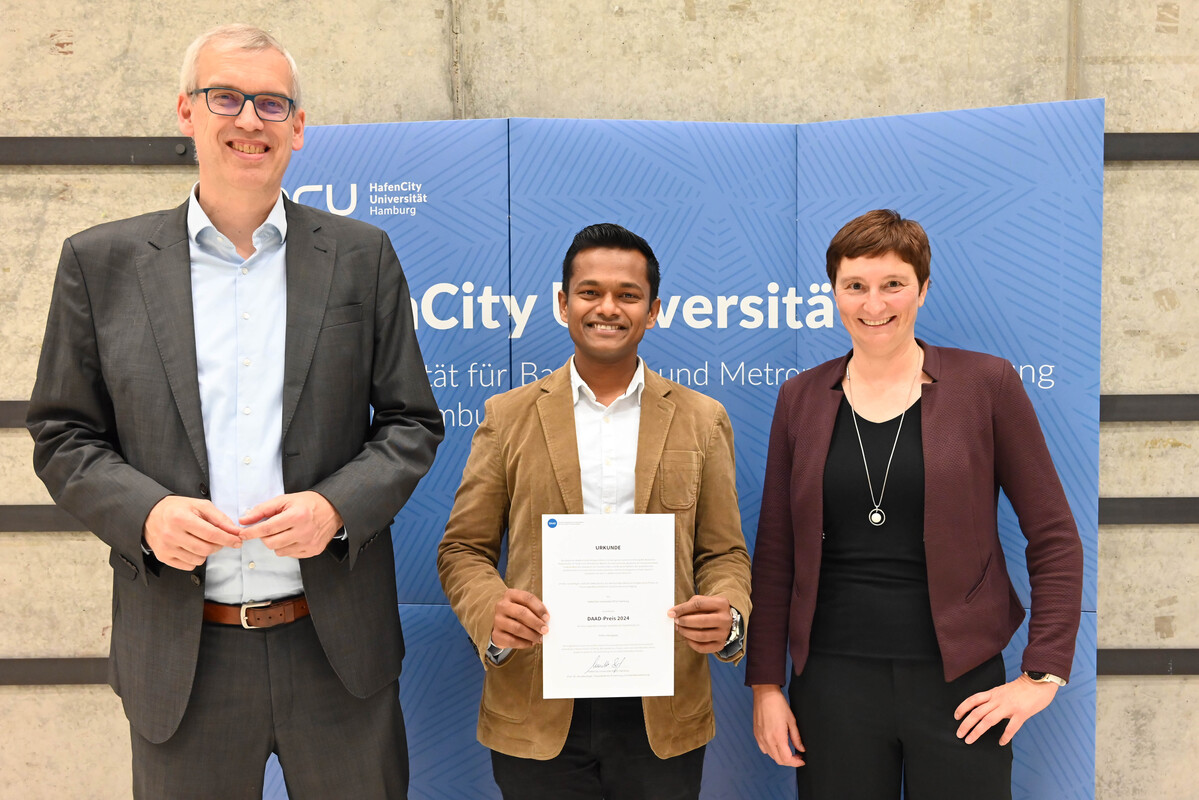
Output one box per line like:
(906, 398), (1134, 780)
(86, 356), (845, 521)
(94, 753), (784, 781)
(191, 87), (296, 121)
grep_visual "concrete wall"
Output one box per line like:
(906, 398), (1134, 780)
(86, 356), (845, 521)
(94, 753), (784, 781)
(1, 1), (1195, 797)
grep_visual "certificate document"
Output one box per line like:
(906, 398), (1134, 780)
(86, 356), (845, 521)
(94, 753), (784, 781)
(541, 514), (675, 699)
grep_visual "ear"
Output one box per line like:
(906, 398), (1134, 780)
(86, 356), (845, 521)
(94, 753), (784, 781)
(557, 288), (568, 323)
(177, 92), (196, 137)
(291, 108), (306, 152)
(645, 297), (661, 329)
(918, 278), (930, 307)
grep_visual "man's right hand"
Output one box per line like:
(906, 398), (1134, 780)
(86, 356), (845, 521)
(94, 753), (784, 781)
(142, 496), (243, 571)
(490, 588), (550, 649)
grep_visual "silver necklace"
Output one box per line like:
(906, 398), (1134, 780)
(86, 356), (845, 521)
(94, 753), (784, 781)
(843, 353), (922, 527)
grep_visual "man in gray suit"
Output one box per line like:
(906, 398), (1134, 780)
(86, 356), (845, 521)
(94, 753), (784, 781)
(26, 24), (442, 799)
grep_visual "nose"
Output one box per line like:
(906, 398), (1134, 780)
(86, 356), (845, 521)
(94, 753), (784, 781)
(234, 98), (264, 130)
(597, 292), (619, 316)
(863, 287), (886, 315)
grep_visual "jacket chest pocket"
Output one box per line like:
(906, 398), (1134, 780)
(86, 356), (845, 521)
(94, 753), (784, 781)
(658, 450), (702, 510)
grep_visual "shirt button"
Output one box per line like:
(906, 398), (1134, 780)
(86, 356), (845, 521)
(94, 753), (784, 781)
(603, 417), (611, 424)
(247, 561), (256, 570)
(243, 407), (252, 415)
(241, 267), (249, 275)
(604, 458), (612, 467)
(242, 358), (251, 366)
(242, 312), (250, 320)
(604, 505), (613, 514)
(243, 456), (252, 465)
(190, 575), (201, 587)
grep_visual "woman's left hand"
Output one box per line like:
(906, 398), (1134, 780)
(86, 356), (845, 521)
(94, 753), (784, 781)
(953, 674), (1060, 745)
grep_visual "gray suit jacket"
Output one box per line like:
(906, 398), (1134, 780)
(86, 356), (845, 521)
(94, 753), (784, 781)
(27, 197), (444, 743)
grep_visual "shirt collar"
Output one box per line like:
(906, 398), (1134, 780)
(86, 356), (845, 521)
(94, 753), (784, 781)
(186, 183), (288, 253)
(569, 357), (646, 408)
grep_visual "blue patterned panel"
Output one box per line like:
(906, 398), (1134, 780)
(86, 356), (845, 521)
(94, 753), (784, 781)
(399, 603), (502, 799)
(284, 120), (512, 605)
(271, 103), (1101, 799)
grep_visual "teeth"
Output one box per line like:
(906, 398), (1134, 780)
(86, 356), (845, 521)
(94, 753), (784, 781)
(591, 323), (622, 331)
(231, 142), (266, 154)
(861, 318), (892, 327)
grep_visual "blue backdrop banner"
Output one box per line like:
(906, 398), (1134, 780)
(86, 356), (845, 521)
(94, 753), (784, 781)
(277, 99), (1102, 800)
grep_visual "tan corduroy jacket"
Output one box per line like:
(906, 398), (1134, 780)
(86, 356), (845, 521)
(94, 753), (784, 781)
(437, 362), (752, 760)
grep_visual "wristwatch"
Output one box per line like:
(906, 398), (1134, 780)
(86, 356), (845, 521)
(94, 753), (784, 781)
(485, 640), (510, 666)
(725, 606), (743, 647)
(1024, 671), (1067, 686)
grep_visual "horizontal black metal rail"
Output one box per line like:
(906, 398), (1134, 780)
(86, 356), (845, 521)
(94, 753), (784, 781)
(1099, 497), (1199, 526)
(0, 137), (195, 165)
(6, 396), (1197, 429)
(0, 658), (107, 685)
(0, 133), (1197, 166)
(1101, 395), (1199, 422)
(1103, 132), (1199, 162)
(1096, 649), (1199, 676)
(4, 498), (1196, 532)
(0, 650), (1195, 685)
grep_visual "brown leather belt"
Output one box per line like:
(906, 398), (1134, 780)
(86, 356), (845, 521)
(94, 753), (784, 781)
(203, 595), (310, 629)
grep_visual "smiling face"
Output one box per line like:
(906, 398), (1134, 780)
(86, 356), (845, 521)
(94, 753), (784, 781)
(558, 247), (661, 374)
(177, 42), (304, 198)
(834, 250), (928, 354)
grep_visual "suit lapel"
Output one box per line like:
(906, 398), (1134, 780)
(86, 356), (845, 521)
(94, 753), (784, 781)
(635, 370), (675, 514)
(135, 202), (208, 479)
(281, 200), (337, 442)
(537, 366), (584, 514)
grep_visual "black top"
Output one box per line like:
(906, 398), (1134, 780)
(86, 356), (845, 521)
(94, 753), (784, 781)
(810, 393), (941, 659)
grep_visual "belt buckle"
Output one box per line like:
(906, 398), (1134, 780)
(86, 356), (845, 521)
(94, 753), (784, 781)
(240, 600), (272, 629)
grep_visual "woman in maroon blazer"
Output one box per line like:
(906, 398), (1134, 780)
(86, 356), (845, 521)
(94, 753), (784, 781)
(745, 210), (1083, 799)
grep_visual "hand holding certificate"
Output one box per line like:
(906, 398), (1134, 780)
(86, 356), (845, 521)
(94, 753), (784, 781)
(541, 514), (675, 699)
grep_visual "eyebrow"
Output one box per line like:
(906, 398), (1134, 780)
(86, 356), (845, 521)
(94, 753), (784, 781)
(574, 279), (645, 290)
(839, 274), (911, 282)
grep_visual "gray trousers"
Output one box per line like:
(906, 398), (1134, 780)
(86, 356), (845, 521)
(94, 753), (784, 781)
(130, 615), (408, 799)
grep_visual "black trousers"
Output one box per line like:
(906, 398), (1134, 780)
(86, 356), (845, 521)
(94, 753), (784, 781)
(130, 615), (408, 799)
(490, 696), (705, 800)
(789, 652), (1012, 800)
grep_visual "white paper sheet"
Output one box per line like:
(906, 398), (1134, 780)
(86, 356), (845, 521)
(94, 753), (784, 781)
(541, 513), (675, 699)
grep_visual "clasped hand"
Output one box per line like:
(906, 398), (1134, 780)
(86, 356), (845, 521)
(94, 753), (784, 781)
(142, 491), (343, 570)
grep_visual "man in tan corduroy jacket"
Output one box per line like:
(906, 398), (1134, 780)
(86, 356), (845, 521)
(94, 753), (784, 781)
(438, 223), (751, 800)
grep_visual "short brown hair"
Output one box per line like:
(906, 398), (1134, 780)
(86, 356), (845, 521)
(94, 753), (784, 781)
(825, 209), (930, 288)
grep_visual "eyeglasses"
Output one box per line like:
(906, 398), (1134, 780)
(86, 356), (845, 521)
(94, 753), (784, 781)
(191, 87), (295, 122)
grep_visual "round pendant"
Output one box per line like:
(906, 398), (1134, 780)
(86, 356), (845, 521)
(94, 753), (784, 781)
(868, 508), (885, 526)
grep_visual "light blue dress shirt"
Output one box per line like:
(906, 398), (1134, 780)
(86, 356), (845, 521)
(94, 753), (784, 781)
(187, 188), (302, 604)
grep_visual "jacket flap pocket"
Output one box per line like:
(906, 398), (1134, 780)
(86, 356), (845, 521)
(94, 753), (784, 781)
(108, 548), (140, 580)
(659, 450), (701, 510)
(322, 303), (364, 329)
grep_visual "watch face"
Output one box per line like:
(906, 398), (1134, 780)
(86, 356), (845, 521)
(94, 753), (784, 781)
(1027, 671), (1047, 681)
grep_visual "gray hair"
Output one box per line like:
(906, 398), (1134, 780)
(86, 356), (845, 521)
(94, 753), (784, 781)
(179, 23), (302, 109)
